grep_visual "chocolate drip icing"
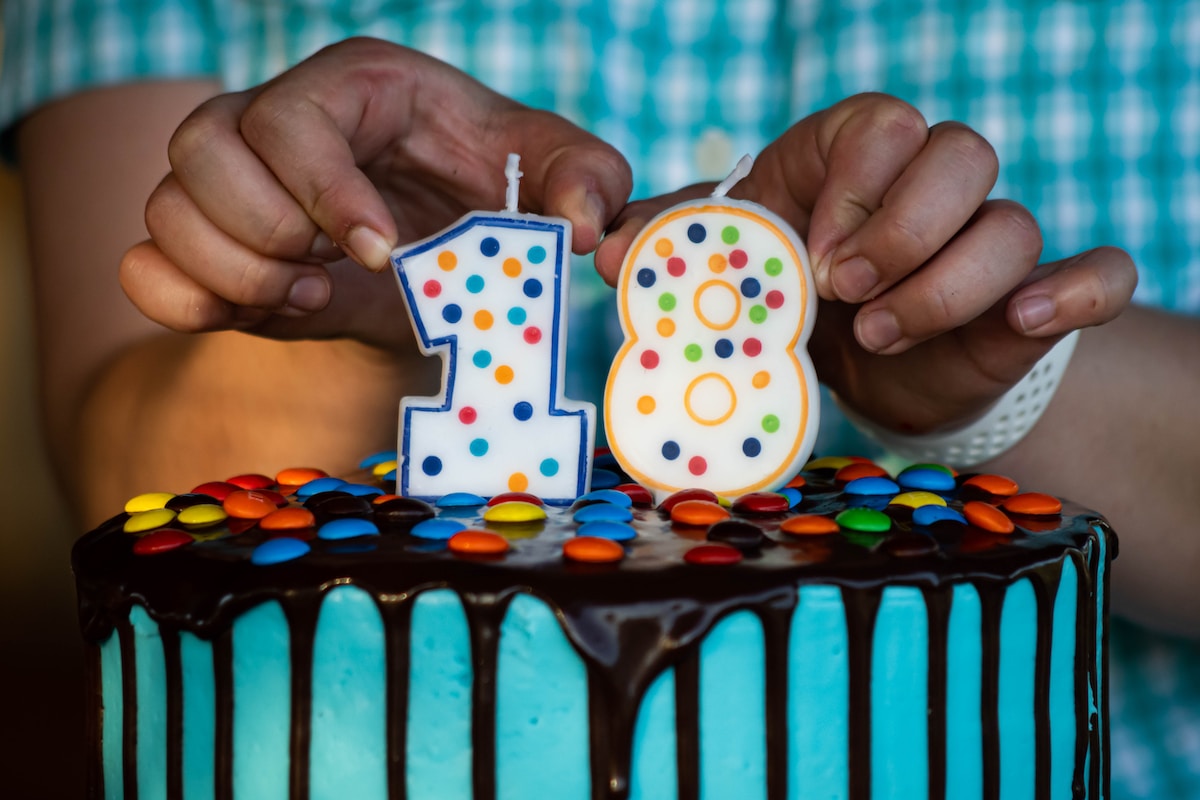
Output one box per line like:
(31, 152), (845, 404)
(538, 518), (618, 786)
(117, 619), (138, 800)
(85, 642), (103, 799)
(1069, 550), (1090, 799)
(760, 595), (797, 800)
(1031, 566), (1063, 799)
(161, 626), (184, 799)
(978, 582), (1003, 800)
(213, 629), (234, 800)
(844, 586), (882, 800)
(923, 586), (951, 800)
(286, 596), (322, 800)
(381, 598), (414, 800)
(462, 591), (512, 800)
(672, 647), (701, 800)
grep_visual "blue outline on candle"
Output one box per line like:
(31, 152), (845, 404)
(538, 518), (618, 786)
(392, 212), (594, 505)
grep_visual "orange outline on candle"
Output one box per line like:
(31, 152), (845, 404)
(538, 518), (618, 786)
(693, 279), (741, 330)
(684, 373), (736, 426)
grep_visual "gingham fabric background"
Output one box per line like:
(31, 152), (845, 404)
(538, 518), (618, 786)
(3, 1), (1199, 796)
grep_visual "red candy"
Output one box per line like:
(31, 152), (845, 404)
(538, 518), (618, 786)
(613, 483), (654, 507)
(732, 492), (791, 515)
(133, 529), (193, 555)
(684, 544), (743, 565)
(191, 481), (240, 502)
(225, 473), (275, 491)
(659, 488), (720, 512)
(487, 491), (544, 507)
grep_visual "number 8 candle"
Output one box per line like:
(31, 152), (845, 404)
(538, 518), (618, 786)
(604, 156), (819, 502)
(391, 154), (595, 504)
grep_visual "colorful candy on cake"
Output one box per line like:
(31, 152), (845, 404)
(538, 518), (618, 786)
(74, 156), (1114, 799)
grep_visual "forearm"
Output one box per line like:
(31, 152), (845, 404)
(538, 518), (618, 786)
(985, 305), (1200, 637)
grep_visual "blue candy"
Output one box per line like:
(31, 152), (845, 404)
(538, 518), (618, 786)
(573, 503), (634, 524)
(590, 469), (622, 489)
(317, 518), (380, 541)
(778, 487), (803, 509)
(576, 489), (634, 508)
(411, 518), (467, 540)
(912, 505), (968, 527)
(576, 521), (637, 542)
(843, 476), (901, 496)
(358, 451), (398, 469)
(436, 492), (488, 508)
(897, 467), (957, 493)
(295, 476), (348, 499)
(251, 537), (310, 565)
(339, 483), (385, 498)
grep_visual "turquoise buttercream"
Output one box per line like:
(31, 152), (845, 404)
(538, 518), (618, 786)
(700, 611), (766, 800)
(496, 594), (589, 799)
(630, 667), (677, 800)
(1051, 558), (1080, 795)
(871, 587), (928, 799)
(100, 630), (124, 800)
(789, 585), (849, 800)
(946, 584), (984, 798)
(311, 586), (388, 800)
(999, 578), (1037, 800)
(233, 601), (290, 799)
(407, 589), (473, 800)
(180, 631), (215, 800)
(131, 605), (167, 799)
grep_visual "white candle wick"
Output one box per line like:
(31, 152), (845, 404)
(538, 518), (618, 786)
(505, 153), (523, 212)
(712, 153), (754, 198)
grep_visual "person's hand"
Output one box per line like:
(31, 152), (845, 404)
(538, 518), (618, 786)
(121, 37), (632, 353)
(596, 93), (1137, 434)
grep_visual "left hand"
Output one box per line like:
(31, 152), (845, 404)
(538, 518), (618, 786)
(596, 93), (1136, 434)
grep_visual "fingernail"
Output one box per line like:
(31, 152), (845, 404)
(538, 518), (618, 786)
(585, 192), (607, 230)
(1014, 294), (1056, 333)
(286, 275), (330, 313)
(310, 231), (341, 260)
(832, 256), (879, 302)
(857, 308), (902, 352)
(344, 226), (393, 272)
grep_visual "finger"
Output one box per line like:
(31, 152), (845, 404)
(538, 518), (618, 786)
(853, 199), (1042, 354)
(145, 174), (333, 315)
(594, 184), (715, 285)
(1008, 246), (1138, 337)
(825, 121), (999, 303)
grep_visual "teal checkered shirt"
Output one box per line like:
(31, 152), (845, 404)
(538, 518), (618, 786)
(3, 1), (1199, 797)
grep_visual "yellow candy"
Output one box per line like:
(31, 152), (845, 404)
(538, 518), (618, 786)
(124, 492), (175, 514)
(177, 503), (228, 528)
(124, 508), (177, 533)
(482, 501), (547, 523)
(803, 456), (856, 471)
(889, 491), (948, 509)
(371, 459), (399, 477)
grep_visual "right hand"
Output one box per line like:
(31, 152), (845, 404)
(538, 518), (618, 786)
(120, 37), (632, 352)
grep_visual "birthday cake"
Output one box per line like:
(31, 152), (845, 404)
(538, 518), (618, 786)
(74, 453), (1113, 798)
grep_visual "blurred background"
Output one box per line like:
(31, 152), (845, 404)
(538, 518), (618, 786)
(0, 164), (85, 795)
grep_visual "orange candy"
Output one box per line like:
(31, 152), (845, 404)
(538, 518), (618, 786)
(259, 507), (317, 531)
(669, 499), (731, 526)
(1001, 492), (1063, 516)
(779, 514), (840, 536)
(963, 473), (1020, 497)
(834, 462), (888, 482)
(963, 500), (1015, 534)
(562, 536), (625, 564)
(275, 467), (329, 487)
(223, 490), (283, 520)
(785, 474), (807, 489)
(448, 530), (510, 556)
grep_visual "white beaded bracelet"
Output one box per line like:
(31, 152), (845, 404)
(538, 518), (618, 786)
(836, 330), (1080, 468)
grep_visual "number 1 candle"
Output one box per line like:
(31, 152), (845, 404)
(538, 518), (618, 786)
(604, 156), (819, 502)
(391, 154), (595, 504)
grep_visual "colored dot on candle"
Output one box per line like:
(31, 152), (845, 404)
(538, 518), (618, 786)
(765, 257), (783, 276)
(513, 402), (533, 421)
(655, 238), (674, 257)
(752, 371), (771, 389)
(641, 350), (660, 369)
(744, 338), (762, 357)
(657, 318), (676, 337)
(689, 456), (708, 476)
(741, 277), (761, 297)
(507, 307), (527, 325)
(637, 268), (657, 287)
(422, 456), (443, 476)
(709, 253), (727, 273)
(443, 304), (462, 323)
(480, 237), (500, 257)
(527, 245), (546, 264)
(495, 365), (514, 384)
(523, 279), (543, 298)
(722, 225), (740, 244)
(749, 305), (768, 324)
(423, 280), (442, 297)
(687, 223), (707, 243)
(466, 274), (485, 293)
(659, 293), (677, 311)
(474, 310), (494, 330)
(459, 407), (477, 424)
(524, 327), (542, 344)
(729, 249), (748, 269)
(469, 438), (489, 457)
(473, 350), (492, 368)
(743, 438), (762, 457)
(662, 441), (681, 460)
(766, 290), (785, 309)
(438, 251), (457, 271)
(715, 339), (734, 358)
(684, 344), (703, 362)
(637, 395), (656, 414)
(540, 458), (559, 477)
(762, 414), (781, 433)
(667, 257), (686, 277)
(503, 258), (522, 278)
(509, 472), (529, 492)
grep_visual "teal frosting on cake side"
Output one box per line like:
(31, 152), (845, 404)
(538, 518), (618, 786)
(630, 666), (678, 799)
(871, 587), (929, 799)
(180, 630), (215, 800)
(946, 584), (984, 797)
(999, 578), (1038, 800)
(310, 585), (388, 800)
(700, 610), (767, 799)
(232, 601), (290, 798)
(1051, 557), (1080, 794)
(99, 630), (123, 800)
(131, 604), (168, 799)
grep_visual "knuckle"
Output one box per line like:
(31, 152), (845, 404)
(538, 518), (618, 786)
(862, 94), (928, 144)
(988, 200), (1043, 260)
(167, 101), (225, 170)
(932, 122), (999, 185)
